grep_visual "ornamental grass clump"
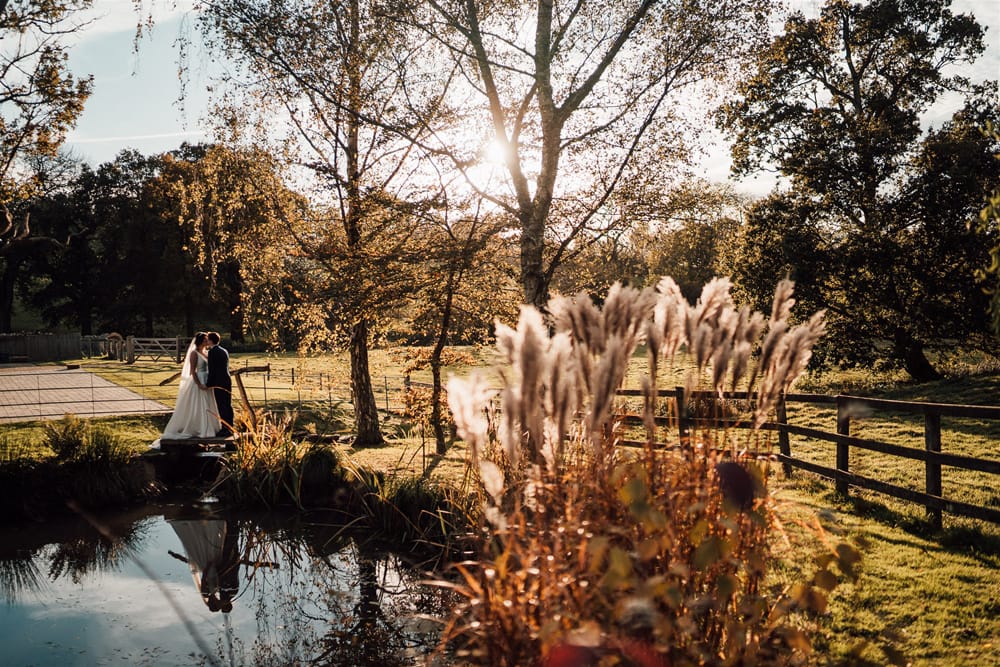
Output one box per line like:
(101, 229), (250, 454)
(438, 277), (853, 666)
(216, 410), (348, 508)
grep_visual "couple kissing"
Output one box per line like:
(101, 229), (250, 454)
(162, 331), (233, 440)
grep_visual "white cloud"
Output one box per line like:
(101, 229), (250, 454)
(66, 130), (206, 144)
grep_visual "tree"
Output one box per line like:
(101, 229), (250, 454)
(151, 143), (308, 342)
(720, 0), (998, 380)
(972, 122), (1000, 336)
(192, 0), (453, 445)
(23, 150), (202, 335)
(419, 0), (771, 309)
(0, 0), (93, 331)
(549, 179), (744, 302)
(406, 208), (519, 454)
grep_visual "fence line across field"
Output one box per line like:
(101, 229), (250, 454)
(615, 388), (1000, 529)
(3, 365), (998, 528)
(0, 366), (419, 423)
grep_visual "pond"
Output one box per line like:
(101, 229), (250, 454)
(0, 499), (454, 666)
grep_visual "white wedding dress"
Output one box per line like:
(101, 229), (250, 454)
(162, 348), (222, 438)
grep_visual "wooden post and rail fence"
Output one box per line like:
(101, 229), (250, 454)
(616, 388), (1000, 529)
(3, 334), (996, 529)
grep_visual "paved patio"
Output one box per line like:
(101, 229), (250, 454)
(0, 364), (171, 423)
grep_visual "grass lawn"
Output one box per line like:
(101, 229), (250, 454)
(767, 473), (999, 665)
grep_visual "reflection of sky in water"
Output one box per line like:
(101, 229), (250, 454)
(0, 510), (442, 666)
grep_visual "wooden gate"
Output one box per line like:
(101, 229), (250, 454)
(126, 337), (185, 363)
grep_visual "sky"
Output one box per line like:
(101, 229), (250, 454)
(61, 0), (1000, 198)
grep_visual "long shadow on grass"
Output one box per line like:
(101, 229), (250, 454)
(819, 488), (1000, 564)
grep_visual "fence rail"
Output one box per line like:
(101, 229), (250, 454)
(125, 337), (185, 363)
(0, 366), (417, 425)
(616, 388), (1000, 528)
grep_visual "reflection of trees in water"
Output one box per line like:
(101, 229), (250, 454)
(0, 554), (43, 603)
(47, 520), (148, 583)
(216, 516), (455, 666)
(307, 538), (455, 666)
(0, 514), (151, 601)
(1, 507), (455, 666)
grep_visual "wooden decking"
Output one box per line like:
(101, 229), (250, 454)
(144, 435), (236, 485)
(152, 435), (234, 453)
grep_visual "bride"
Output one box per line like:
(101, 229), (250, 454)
(162, 332), (222, 438)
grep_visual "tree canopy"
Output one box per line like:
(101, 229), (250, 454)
(719, 0), (998, 379)
(416, 0), (772, 309)
(0, 0), (93, 332)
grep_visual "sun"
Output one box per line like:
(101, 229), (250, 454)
(482, 137), (510, 165)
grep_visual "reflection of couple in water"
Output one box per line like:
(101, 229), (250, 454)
(169, 517), (267, 613)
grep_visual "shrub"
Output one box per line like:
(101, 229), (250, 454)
(3, 417), (160, 518)
(43, 415), (88, 460)
(216, 410), (350, 508)
(439, 278), (855, 666)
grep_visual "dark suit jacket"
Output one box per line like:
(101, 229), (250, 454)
(207, 344), (231, 388)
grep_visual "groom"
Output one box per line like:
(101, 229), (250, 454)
(206, 331), (233, 437)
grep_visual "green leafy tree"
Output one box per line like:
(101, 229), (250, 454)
(0, 0), (93, 331)
(24, 149), (234, 337)
(18, 159), (99, 334)
(972, 122), (1000, 336)
(191, 0), (457, 446)
(151, 143), (308, 343)
(720, 0), (998, 379)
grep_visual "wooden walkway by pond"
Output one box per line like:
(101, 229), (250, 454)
(0, 364), (171, 423)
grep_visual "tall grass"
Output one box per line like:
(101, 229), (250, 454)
(214, 410), (350, 508)
(438, 278), (866, 666)
(213, 411), (470, 559)
(0, 416), (162, 519)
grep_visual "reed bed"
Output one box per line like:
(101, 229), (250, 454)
(437, 278), (866, 666)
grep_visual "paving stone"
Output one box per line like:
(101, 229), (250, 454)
(0, 365), (170, 423)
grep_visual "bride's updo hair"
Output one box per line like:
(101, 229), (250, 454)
(194, 332), (208, 347)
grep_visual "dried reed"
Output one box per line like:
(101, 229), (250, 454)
(437, 278), (854, 666)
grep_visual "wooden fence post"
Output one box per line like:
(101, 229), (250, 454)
(925, 410), (943, 531)
(836, 395), (850, 495)
(126, 336), (135, 364)
(675, 386), (687, 443)
(776, 394), (792, 476)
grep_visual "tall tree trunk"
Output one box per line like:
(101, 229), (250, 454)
(521, 209), (548, 310)
(229, 307), (244, 343)
(430, 275), (455, 455)
(0, 259), (16, 332)
(894, 328), (941, 382)
(184, 293), (194, 337)
(342, 0), (382, 446)
(350, 319), (384, 447)
(77, 297), (92, 335)
(220, 260), (244, 342)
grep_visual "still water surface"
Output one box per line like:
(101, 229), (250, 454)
(0, 501), (450, 666)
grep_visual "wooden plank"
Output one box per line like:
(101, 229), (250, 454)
(776, 454), (1000, 525)
(771, 422), (1000, 474)
(835, 394), (1000, 419)
(156, 436), (231, 453)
